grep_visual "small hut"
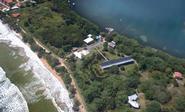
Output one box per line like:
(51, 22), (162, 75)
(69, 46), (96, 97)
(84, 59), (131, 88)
(128, 94), (140, 109)
(173, 72), (183, 79)
(83, 37), (94, 45)
(108, 41), (116, 48)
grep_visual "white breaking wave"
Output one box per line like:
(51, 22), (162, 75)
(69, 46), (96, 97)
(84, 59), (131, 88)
(0, 20), (74, 112)
(0, 67), (29, 112)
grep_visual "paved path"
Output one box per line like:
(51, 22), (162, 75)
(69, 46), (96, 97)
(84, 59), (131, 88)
(95, 48), (108, 61)
(86, 41), (103, 51)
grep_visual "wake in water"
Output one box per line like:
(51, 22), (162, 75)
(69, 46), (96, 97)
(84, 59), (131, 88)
(0, 67), (29, 112)
(0, 21), (74, 112)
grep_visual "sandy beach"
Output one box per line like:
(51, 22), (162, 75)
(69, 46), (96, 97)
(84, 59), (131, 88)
(0, 17), (86, 112)
(40, 58), (65, 86)
(34, 37), (87, 112)
(0, 20), (74, 112)
(40, 58), (86, 112)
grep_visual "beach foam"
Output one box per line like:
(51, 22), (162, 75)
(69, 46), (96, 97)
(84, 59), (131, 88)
(0, 20), (74, 112)
(0, 67), (29, 112)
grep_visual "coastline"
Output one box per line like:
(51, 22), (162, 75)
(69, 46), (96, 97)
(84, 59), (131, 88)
(1, 1), (185, 111)
(31, 30), (87, 112)
(73, 0), (185, 58)
(40, 58), (86, 112)
(40, 58), (65, 86)
(0, 20), (74, 112)
(35, 37), (87, 112)
(0, 67), (29, 112)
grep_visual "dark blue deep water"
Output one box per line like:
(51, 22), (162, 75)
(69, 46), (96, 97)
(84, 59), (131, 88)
(73, 0), (185, 57)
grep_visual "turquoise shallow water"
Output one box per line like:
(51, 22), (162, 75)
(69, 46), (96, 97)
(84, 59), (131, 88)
(73, 0), (185, 57)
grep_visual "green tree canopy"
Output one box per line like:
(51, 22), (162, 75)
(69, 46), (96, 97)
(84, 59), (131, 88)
(175, 97), (185, 112)
(145, 101), (161, 112)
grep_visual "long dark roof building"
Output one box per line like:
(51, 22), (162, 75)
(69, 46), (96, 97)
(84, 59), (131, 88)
(100, 57), (134, 69)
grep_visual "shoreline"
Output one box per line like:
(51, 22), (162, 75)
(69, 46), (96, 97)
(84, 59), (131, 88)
(2, 1), (185, 111)
(0, 20), (74, 112)
(40, 58), (65, 86)
(0, 67), (29, 112)
(0, 19), (86, 112)
(40, 57), (86, 112)
(73, 3), (185, 59)
(35, 39), (87, 112)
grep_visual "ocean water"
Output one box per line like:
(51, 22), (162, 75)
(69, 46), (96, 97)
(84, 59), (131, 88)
(0, 21), (73, 112)
(0, 66), (29, 112)
(73, 0), (185, 57)
(0, 44), (58, 112)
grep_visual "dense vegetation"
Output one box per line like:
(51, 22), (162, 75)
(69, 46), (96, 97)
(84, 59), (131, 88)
(18, 0), (99, 56)
(67, 32), (185, 112)
(2, 0), (185, 112)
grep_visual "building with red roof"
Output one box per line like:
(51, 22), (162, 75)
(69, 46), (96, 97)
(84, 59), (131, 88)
(11, 13), (20, 18)
(173, 72), (183, 79)
(1, 0), (14, 4)
(5, 0), (13, 4)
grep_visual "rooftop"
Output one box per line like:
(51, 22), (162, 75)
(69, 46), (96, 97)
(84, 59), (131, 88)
(11, 5), (19, 9)
(87, 34), (92, 38)
(108, 41), (116, 48)
(128, 100), (140, 108)
(100, 57), (134, 69)
(74, 51), (82, 59)
(173, 72), (183, 79)
(4, 0), (13, 3)
(128, 94), (140, 109)
(83, 37), (94, 44)
(74, 50), (89, 59)
(128, 94), (138, 101)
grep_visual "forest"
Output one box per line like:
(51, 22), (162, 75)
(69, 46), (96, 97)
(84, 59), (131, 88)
(67, 32), (185, 112)
(0, 0), (99, 56)
(1, 0), (185, 112)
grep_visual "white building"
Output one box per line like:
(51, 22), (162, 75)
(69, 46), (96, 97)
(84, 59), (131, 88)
(74, 51), (82, 59)
(108, 41), (116, 48)
(128, 100), (140, 109)
(81, 50), (89, 56)
(87, 34), (92, 38)
(128, 94), (138, 101)
(74, 50), (89, 59)
(83, 37), (94, 45)
(11, 5), (19, 10)
(128, 94), (140, 109)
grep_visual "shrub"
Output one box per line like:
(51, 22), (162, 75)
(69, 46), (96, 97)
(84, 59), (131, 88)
(155, 91), (171, 104)
(175, 97), (185, 112)
(63, 74), (72, 85)
(55, 66), (67, 74)
(145, 101), (161, 112)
